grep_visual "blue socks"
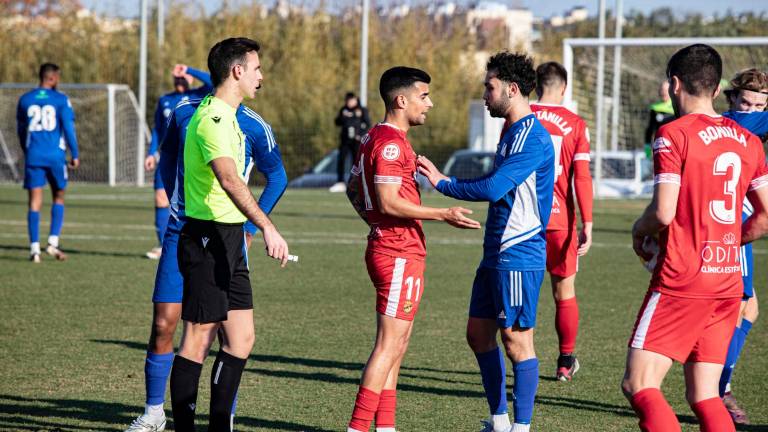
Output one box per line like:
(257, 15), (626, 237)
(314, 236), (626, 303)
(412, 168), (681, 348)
(145, 351), (174, 405)
(475, 347), (508, 415)
(512, 358), (539, 425)
(50, 203), (64, 237)
(155, 206), (170, 245)
(719, 319), (753, 397)
(27, 210), (40, 244)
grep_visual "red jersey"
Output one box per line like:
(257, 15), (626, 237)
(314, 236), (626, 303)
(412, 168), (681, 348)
(651, 113), (768, 298)
(531, 103), (593, 231)
(352, 123), (426, 260)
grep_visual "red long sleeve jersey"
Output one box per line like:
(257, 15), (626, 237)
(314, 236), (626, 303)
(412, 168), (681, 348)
(351, 123), (426, 260)
(531, 103), (593, 231)
(651, 114), (768, 298)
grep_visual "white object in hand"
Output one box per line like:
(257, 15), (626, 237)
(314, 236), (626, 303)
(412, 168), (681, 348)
(287, 254), (299, 263)
(640, 236), (659, 273)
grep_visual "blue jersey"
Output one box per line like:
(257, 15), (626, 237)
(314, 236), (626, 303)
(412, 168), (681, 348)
(159, 98), (286, 231)
(437, 114), (555, 270)
(723, 111), (768, 137)
(16, 87), (79, 167)
(148, 67), (213, 157)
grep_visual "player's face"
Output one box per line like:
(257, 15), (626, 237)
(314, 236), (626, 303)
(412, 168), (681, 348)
(483, 71), (512, 118)
(237, 51), (263, 99)
(731, 90), (768, 112)
(404, 81), (433, 126)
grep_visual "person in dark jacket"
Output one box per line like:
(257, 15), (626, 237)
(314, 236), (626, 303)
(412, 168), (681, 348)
(331, 92), (370, 192)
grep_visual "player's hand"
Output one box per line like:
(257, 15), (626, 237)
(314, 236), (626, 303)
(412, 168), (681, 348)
(245, 231), (253, 249)
(443, 207), (481, 229)
(416, 155), (449, 187)
(631, 221), (654, 261)
(144, 155), (157, 171)
(69, 158), (80, 169)
(172, 64), (188, 77)
(577, 222), (593, 256)
(262, 224), (290, 267)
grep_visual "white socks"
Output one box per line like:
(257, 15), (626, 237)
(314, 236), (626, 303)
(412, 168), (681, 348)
(30, 242), (41, 255)
(48, 235), (59, 248)
(511, 423), (531, 432)
(376, 428), (397, 432)
(144, 403), (165, 417)
(493, 413), (512, 432)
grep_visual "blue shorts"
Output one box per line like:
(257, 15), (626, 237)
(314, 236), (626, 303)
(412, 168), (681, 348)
(469, 267), (544, 329)
(153, 167), (164, 190)
(742, 244), (753, 299)
(24, 164), (67, 190)
(152, 218), (184, 303)
(152, 217), (249, 303)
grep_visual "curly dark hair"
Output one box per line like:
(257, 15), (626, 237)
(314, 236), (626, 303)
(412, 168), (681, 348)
(486, 51), (536, 96)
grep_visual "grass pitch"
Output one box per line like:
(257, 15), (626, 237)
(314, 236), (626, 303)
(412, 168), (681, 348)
(0, 184), (766, 431)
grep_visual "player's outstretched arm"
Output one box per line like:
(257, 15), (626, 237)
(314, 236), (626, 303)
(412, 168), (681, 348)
(61, 98), (79, 168)
(631, 183), (679, 259)
(375, 182), (480, 229)
(210, 156), (290, 267)
(744, 184), (768, 244)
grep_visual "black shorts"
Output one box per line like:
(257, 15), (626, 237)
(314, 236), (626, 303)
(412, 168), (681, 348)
(177, 218), (252, 323)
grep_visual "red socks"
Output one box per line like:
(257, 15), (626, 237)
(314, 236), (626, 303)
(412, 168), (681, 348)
(349, 386), (380, 431)
(692, 397), (735, 432)
(630, 388), (681, 432)
(555, 297), (579, 354)
(375, 389), (397, 429)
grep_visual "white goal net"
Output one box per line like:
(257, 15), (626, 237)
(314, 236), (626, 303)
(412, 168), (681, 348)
(563, 37), (768, 198)
(0, 83), (149, 186)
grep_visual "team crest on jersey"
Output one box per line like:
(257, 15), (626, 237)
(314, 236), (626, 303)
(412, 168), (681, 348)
(723, 232), (736, 245)
(403, 300), (413, 314)
(382, 144), (400, 161)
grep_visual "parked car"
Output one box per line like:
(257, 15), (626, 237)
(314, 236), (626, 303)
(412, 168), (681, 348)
(288, 148), (496, 190)
(288, 149), (351, 188)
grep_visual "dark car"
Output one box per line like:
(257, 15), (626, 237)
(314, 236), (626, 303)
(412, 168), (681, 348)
(288, 148), (496, 189)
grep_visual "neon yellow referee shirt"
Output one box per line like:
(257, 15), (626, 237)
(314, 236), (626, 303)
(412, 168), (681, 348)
(184, 95), (247, 223)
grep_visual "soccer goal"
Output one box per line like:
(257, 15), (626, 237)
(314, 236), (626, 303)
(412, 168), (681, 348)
(562, 37), (768, 198)
(0, 83), (150, 186)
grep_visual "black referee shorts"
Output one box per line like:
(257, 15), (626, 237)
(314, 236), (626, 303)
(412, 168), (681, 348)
(178, 218), (252, 323)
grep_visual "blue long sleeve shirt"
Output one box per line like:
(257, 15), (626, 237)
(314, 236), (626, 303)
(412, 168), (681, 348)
(160, 98), (286, 230)
(436, 114), (555, 270)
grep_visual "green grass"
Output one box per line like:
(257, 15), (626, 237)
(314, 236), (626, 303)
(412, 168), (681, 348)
(0, 184), (766, 431)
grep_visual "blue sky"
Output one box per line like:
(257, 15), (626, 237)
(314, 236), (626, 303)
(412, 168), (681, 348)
(83, 0), (768, 19)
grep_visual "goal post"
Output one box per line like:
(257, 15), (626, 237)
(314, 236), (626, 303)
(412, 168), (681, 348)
(0, 83), (150, 186)
(562, 36), (768, 198)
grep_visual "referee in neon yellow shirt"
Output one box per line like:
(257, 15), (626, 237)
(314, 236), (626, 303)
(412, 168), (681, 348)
(169, 37), (289, 431)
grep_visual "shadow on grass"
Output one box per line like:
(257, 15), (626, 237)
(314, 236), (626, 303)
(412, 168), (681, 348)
(0, 243), (145, 259)
(0, 394), (334, 431)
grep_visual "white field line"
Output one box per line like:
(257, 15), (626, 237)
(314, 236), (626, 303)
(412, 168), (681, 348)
(0, 229), (766, 255)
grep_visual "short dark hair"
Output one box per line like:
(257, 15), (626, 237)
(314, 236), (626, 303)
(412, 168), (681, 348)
(39, 63), (60, 82)
(487, 52), (536, 97)
(207, 37), (261, 88)
(536, 61), (567, 92)
(345, 91), (356, 100)
(379, 66), (431, 109)
(666, 44), (722, 97)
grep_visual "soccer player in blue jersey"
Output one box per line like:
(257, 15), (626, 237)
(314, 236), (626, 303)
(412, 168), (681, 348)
(419, 51), (554, 432)
(125, 71), (288, 432)
(144, 64), (213, 260)
(16, 63), (79, 263)
(718, 68), (768, 425)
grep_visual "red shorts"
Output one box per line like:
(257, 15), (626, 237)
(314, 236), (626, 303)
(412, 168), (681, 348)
(365, 251), (425, 321)
(628, 291), (740, 364)
(546, 229), (578, 277)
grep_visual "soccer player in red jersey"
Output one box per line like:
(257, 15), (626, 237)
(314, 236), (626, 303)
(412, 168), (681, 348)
(530, 62), (593, 381)
(623, 44), (768, 432)
(345, 66), (481, 432)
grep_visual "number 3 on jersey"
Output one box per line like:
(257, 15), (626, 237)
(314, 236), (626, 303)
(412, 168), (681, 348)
(709, 152), (741, 224)
(27, 105), (57, 132)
